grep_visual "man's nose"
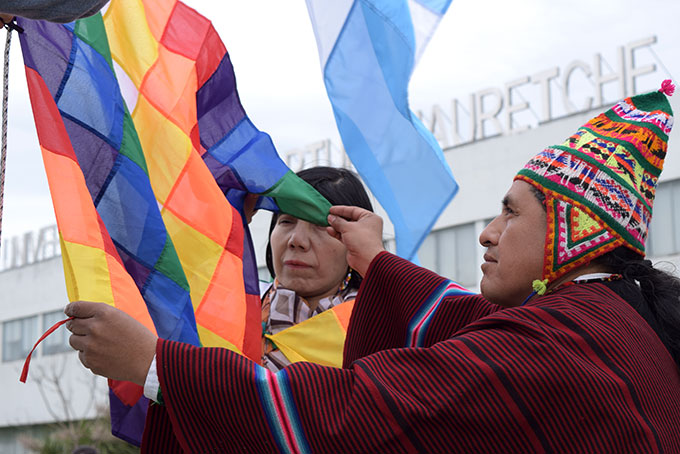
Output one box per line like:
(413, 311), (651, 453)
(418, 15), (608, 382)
(479, 216), (500, 247)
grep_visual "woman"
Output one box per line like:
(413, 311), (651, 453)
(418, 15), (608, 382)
(260, 166), (373, 371)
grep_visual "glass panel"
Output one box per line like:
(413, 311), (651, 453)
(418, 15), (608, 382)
(2, 320), (21, 362)
(382, 238), (397, 255)
(418, 233), (438, 273)
(257, 266), (273, 283)
(455, 223), (478, 287)
(648, 183), (673, 257)
(438, 228), (457, 280)
(436, 223), (478, 287)
(672, 181), (680, 254)
(2, 316), (38, 362)
(42, 311), (71, 356)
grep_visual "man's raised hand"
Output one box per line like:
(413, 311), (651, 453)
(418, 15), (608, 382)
(327, 206), (385, 277)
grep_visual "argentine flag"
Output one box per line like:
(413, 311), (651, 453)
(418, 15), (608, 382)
(305, 0), (457, 260)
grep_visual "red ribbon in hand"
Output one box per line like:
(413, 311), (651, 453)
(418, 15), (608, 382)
(20, 316), (74, 383)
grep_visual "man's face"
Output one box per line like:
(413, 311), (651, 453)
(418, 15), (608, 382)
(479, 180), (547, 307)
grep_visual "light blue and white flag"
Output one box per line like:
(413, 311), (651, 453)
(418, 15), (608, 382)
(305, 0), (458, 260)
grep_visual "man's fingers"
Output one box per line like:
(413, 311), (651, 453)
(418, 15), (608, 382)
(66, 318), (90, 335)
(326, 226), (341, 241)
(327, 213), (350, 233)
(328, 205), (358, 220)
(329, 205), (370, 222)
(64, 301), (100, 319)
(69, 332), (86, 351)
(243, 193), (260, 224)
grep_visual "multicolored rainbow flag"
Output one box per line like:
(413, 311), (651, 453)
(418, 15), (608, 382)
(17, 0), (330, 445)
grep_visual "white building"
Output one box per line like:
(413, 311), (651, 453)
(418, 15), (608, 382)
(0, 248), (109, 454)
(1, 34), (679, 454)
(261, 34), (680, 289)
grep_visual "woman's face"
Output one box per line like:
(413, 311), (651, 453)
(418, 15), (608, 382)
(270, 214), (349, 303)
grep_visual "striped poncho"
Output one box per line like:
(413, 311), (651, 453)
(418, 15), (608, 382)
(142, 252), (680, 453)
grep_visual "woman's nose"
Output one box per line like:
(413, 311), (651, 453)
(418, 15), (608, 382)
(287, 221), (312, 249)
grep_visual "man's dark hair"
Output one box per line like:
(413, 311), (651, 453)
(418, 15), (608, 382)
(530, 186), (680, 368)
(530, 185), (546, 208)
(593, 247), (680, 368)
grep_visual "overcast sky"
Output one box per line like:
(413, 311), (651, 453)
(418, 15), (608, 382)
(1, 0), (678, 240)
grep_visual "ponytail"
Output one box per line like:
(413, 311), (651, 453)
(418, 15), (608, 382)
(594, 247), (680, 368)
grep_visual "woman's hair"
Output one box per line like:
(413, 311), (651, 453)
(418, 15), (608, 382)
(593, 247), (680, 368)
(265, 166), (373, 290)
(530, 188), (680, 367)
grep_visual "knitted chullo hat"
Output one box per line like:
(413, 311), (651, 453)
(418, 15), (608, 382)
(515, 80), (675, 290)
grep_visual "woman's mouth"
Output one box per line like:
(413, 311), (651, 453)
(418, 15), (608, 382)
(284, 260), (311, 268)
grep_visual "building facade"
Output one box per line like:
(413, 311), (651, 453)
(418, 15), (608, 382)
(0, 253), (108, 454)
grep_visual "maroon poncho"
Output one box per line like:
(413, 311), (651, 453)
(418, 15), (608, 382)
(142, 252), (680, 453)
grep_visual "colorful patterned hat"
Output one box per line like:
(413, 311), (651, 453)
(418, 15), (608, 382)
(515, 80), (675, 285)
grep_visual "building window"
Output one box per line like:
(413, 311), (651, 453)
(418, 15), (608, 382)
(257, 266), (272, 284)
(2, 316), (38, 362)
(418, 234), (438, 274)
(419, 222), (479, 287)
(441, 223), (478, 286)
(42, 311), (71, 355)
(647, 179), (680, 258)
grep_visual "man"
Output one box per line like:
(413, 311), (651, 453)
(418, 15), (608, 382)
(66, 82), (680, 452)
(0, 0), (108, 26)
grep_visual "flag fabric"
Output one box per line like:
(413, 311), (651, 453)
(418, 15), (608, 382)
(265, 299), (355, 368)
(305, 0), (458, 260)
(18, 16), (192, 443)
(18, 0), (330, 445)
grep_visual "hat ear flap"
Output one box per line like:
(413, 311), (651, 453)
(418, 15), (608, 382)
(542, 194), (623, 283)
(519, 81), (674, 285)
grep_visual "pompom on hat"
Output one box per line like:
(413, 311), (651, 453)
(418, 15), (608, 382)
(515, 80), (675, 285)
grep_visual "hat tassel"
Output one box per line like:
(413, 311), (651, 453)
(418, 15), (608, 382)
(660, 79), (675, 97)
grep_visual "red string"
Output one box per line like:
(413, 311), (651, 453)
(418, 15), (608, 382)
(19, 316), (74, 383)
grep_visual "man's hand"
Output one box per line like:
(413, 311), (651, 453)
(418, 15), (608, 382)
(327, 206), (385, 277)
(243, 193), (260, 224)
(65, 301), (158, 386)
